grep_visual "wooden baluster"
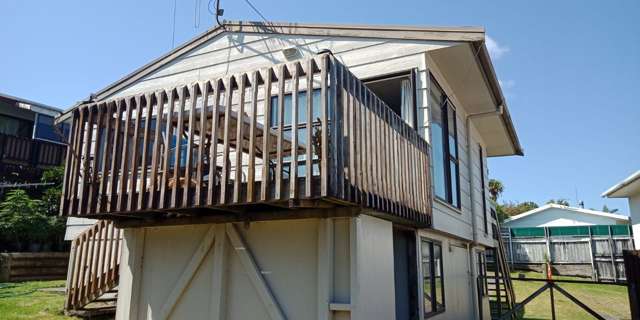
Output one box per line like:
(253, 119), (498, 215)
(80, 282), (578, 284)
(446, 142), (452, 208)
(319, 55), (329, 197)
(148, 91), (165, 209)
(247, 71), (260, 203)
(127, 96), (143, 211)
(97, 102), (114, 213)
(207, 80), (222, 205)
(195, 82), (209, 206)
(87, 104), (104, 214)
(183, 84), (198, 207)
(220, 77), (235, 204)
(289, 63), (300, 200)
(171, 87), (187, 208)
(305, 60), (314, 198)
(275, 65), (287, 200)
(260, 69), (274, 201)
(159, 90), (176, 209)
(138, 94), (154, 210)
(117, 98), (133, 212)
(234, 75), (247, 203)
(79, 105), (95, 216)
(107, 101), (123, 212)
(60, 112), (77, 215)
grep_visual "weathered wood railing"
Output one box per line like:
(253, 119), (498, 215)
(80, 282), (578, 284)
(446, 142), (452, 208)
(60, 54), (431, 225)
(0, 133), (66, 167)
(65, 220), (121, 311)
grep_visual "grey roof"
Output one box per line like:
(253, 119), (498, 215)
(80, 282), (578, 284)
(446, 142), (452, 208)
(0, 92), (62, 114)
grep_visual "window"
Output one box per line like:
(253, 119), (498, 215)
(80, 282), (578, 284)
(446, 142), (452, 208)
(0, 114), (33, 138)
(35, 114), (69, 143)
(269, 89), (323, 178)
(421, 238), (444, 317)
(430, 76), (460, 208)
(479, 145), (488, 234)
(364, 70), (417, 128)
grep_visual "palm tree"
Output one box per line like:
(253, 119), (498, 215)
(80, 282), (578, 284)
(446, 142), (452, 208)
(488, 179), (504, 201)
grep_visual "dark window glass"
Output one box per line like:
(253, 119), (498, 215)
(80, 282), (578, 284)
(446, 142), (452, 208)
(422, 238), (445, 317)
(479, 145), (488, 234)
(269, 89), (324, 179)
(364, 70), (416, 127)
(0, 114), (33, 138)
(430, 76), (460, 208)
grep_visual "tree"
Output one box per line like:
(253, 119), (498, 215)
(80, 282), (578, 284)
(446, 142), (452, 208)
(547, 199), (570, 206)
(496, 201), (539, 223)
(488, 179), (504, 201)
(601, 205), (619, 213)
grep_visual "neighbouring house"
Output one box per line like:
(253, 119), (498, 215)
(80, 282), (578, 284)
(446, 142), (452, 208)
(57, 21), (523, 320)
(603, 170), (640, 248)
(502, 203), (630, 228)
(0, 93), (68, 185)
(501, 204), (633, 281)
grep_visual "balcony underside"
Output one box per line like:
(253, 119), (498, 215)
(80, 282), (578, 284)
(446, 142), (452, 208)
(60, 54), (432, 227)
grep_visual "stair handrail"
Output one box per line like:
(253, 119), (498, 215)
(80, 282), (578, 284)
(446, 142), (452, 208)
(64, 220), (122, 311)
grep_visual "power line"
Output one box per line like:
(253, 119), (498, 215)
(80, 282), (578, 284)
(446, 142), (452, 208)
(242, 0), (268, 23)
(194, 0), (202, 29)
(171, 0), (178, 48)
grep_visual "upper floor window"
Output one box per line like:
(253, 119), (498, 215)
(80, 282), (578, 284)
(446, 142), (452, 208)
(430, 76), (460, 208)
(35, 114), (69, 143)
(0, 114), (33, 138)
(364, 70), (417, 128)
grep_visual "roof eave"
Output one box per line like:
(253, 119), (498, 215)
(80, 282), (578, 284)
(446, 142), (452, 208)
(473, 41), (524, 157)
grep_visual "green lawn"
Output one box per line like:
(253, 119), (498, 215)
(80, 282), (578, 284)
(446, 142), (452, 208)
(0, 281), (77, 320)
(511, 271), (631, 320)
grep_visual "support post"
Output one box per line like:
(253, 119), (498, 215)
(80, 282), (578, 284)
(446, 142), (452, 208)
(608, 226), (618, 282)
(587, 226), (597, 281)
(549, 285), (556, 320)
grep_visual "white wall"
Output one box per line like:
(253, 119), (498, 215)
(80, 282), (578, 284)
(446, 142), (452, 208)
(416, 229), (476, 320)
(424, 54), (496, 245)
(629, 194), (640, 248)
(503, 208), (626, 228)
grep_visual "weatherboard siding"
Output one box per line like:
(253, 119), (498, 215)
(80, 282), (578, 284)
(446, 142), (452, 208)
(106, 33), (451, 100)
(426, 53), (495, 243)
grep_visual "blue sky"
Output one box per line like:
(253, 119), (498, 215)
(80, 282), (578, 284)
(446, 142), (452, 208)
(1, 0), (638, 213)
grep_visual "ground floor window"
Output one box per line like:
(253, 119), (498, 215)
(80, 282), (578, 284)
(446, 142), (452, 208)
(421, 238), (445, 317)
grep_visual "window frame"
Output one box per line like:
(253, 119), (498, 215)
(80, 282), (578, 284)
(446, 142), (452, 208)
(479, 145), (488, 234)
(421, 237), (445, 318)
(430, 75), (461, 209)
(362, 69), (418, 129)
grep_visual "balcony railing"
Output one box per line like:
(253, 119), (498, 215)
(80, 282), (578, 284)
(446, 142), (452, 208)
(0, 133), (66, 167)
(60, 54), (432, 226)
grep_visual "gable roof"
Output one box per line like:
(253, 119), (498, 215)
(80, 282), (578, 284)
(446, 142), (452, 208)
(503, 203), (630, 224)
(57, 20), (522, 156)
(0, 92), (62, 116)
(602, 170), (640, 198)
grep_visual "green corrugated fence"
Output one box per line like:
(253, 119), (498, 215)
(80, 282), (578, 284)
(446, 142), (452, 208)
(509, 225), (632, 238)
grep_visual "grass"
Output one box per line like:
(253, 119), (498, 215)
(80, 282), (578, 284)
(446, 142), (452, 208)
(510, 271), (631, 320)
(0, 281), (77, 320)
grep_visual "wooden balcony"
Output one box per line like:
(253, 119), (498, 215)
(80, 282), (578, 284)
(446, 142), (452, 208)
(59, 54), (432, 227)
(0, 133), (66, 167)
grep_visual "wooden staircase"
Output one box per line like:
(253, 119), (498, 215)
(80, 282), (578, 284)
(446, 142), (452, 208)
(64, 220), (122, 317)
(487, 225), (516, 319)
